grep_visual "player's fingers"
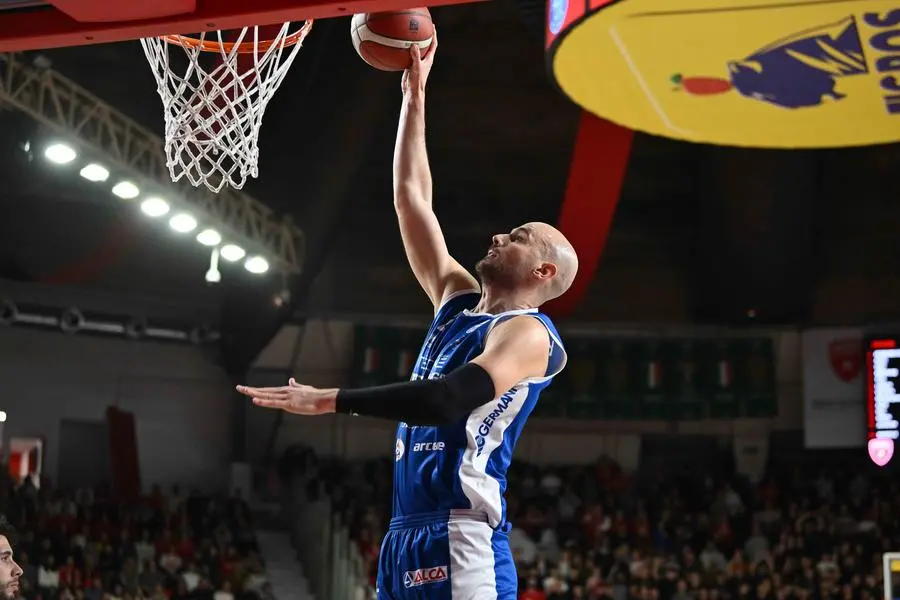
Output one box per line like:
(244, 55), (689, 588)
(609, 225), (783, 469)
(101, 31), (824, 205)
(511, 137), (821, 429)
(410, 43), (421, 61)
(420, 31), (436, 63)
(251, 397), (289, 409)
(236, 385), (274, 396)
(236, 385), (290, 400)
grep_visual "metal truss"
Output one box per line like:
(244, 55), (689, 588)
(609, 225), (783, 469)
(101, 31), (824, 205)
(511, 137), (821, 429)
(0, 52), (304, 274)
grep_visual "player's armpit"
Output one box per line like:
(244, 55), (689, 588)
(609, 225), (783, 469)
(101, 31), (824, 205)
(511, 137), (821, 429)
(470, 316), (551, 395)
(395, 200), (479, 308)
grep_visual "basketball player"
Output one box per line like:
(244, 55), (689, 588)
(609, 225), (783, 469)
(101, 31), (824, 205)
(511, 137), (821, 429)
(236, 34), (577, 600)
(0, 517), (22, 600)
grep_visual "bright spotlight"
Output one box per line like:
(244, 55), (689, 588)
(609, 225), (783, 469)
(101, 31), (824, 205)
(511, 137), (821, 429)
(112, 181), (139, 199)
(44, 143), (77, 164)
(244, 256), (269, 274)
(79, 163), (109, 182)
(140, 197), (170, 217)
(169, 213), (198, 233)
(220, 244), (246, 262)
(196, 229), (222, 247)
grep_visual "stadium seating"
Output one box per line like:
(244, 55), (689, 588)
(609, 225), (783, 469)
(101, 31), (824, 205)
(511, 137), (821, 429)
(280, 445), (895, 600)
(1, 481), (273, 600)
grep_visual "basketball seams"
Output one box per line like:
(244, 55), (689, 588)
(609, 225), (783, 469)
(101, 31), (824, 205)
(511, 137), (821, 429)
(355, 25), (434, 49)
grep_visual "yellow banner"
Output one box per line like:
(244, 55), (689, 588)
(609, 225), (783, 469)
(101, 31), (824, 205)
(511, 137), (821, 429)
(549, 0), (900, 147)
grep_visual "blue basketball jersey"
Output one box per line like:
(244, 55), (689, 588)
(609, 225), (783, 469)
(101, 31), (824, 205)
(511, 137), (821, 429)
(392, 290), (567, 528)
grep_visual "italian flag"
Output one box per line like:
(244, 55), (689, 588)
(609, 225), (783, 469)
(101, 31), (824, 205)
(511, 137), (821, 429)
(718, 359), (733, 388)
(647, 360), (662, 389)
(363, 344), (379, 375)
(397, 349), (414, 377)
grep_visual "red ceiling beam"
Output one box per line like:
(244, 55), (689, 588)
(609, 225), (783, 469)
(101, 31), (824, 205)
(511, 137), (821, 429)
(545, 111), (633, 319)
(0, 0), (484, 51)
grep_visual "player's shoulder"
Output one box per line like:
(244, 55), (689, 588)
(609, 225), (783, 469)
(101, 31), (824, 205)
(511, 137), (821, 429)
(486, 314), (552, 349)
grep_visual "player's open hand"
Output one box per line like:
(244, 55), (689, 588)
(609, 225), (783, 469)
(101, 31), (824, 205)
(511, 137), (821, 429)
(402, 30), (437, 95)
(236, 378), (337, 416)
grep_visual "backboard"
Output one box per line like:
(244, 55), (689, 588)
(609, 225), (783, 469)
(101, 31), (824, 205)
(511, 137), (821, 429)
(0, 0), (471, 191)
(0, 0), (477, 51)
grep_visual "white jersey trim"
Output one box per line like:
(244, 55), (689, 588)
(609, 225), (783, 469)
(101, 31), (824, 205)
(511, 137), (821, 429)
(458, 384), (530, 528)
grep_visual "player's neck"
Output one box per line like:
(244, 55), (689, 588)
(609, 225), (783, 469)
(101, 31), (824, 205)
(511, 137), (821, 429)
(472, 289), (535, 314)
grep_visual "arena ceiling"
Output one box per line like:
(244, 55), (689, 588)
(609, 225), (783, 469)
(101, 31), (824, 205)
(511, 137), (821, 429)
(0, 0), (898, 373)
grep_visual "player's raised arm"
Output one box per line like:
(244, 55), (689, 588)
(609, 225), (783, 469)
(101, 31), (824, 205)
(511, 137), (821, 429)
(394, 34), (478, 309)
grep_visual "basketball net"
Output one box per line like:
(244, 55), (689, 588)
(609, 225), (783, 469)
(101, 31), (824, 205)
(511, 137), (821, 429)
(140, 21), (313, 193)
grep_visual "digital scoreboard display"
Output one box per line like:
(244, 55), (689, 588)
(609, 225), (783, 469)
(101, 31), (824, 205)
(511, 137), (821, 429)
(866, 337), (900, 439)
(865, 337), (900, 466)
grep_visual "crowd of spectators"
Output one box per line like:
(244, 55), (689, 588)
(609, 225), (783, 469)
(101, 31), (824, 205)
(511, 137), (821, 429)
(285, 446), (898, 600)
(0, 475), (275, 600)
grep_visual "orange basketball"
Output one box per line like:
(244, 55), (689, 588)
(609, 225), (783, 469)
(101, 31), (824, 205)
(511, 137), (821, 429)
(350, 8), (434, 72)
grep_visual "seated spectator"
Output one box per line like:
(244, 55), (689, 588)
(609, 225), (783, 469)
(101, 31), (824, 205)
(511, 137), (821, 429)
(286, 444), (897, 600)
(38, 556), (60, 595)
(214, 579), (234, 600)
(3, 480), (267, 600)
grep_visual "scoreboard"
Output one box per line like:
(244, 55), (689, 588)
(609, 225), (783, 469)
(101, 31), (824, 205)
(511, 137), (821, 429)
(866, 337), (900, 439)
(865, 337), (899, 466)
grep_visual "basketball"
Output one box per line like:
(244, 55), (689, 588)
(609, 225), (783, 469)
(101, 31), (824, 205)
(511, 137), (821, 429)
(350, 8), (434, 72)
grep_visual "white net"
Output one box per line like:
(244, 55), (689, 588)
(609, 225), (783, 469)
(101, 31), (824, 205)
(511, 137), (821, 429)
(140, 22), (312, 193)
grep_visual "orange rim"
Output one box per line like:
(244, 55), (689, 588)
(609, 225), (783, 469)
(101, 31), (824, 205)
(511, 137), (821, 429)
(159, 20), (313, 54)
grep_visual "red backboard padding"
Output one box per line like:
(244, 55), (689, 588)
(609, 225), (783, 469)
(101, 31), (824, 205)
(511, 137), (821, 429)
(0, 0), (482, 51)
(48, 0), (196, 23)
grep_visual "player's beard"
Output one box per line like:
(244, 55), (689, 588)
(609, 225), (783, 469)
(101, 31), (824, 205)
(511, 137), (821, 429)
(0, 580), (19, 600)
(475, 255), (519, 289)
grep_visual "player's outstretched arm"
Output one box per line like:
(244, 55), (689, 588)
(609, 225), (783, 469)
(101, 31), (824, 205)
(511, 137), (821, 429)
(235, 316), (549, 426)
(394, 35), (478, 309)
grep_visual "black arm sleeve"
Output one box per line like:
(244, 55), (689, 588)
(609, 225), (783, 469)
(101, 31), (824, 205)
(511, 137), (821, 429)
(335, 362), (497, 426)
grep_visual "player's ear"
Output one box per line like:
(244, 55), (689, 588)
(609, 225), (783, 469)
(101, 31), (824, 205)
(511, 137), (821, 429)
(534, 262), (557, 280)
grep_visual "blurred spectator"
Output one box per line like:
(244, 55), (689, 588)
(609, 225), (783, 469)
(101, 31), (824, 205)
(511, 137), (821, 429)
(285, 445), (899, 600)
(0, 478), (268, 600)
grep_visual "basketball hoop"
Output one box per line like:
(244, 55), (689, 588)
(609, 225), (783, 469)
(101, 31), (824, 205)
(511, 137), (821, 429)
(140, 21), (313, 193)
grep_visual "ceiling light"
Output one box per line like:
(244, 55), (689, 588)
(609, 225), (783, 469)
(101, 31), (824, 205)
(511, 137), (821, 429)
(79, 163), (109, 182)
(196, 229), (222, 247)
(140, 197), (170, 217)
(244, 256), (269, 274)
(205, 248), (221, 284)
(112, 181), (139, 199)
(220, 244), (246, 262)
(169, 213), (197, 233)
(44, 143), (77, 164)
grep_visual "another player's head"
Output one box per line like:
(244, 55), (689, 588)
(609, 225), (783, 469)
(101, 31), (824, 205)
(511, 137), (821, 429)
(0, 517), (21, 600)
(476, 222), (578, 305)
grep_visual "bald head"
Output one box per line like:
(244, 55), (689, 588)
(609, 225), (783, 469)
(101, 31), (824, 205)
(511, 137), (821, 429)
(527, 222), (578, 303)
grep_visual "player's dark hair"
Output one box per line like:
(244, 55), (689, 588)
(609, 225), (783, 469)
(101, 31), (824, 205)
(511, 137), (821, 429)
(0, 515), (18, 547)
